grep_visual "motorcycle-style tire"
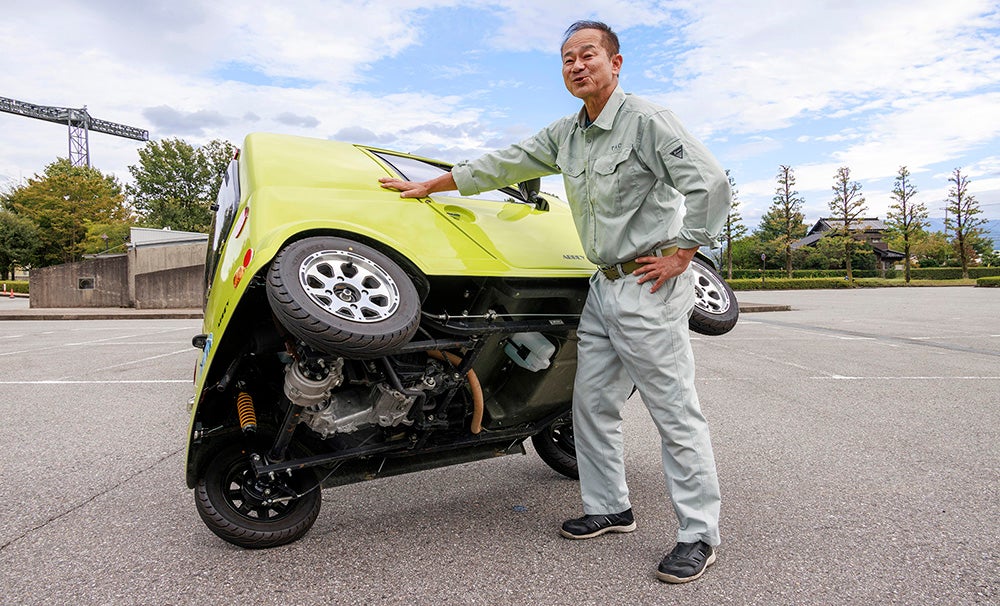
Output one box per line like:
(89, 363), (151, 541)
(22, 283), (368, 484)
(688, 255), (739, 336)
(266, 236), (420, 358)
(531, 413), (578, 479)
(195, 445), (322, 549)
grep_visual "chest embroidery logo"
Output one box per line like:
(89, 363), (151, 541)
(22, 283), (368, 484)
(670, 145), (684, 159)
(611, 143), (623, 152)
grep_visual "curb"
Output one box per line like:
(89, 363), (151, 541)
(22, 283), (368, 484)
(0, 309), (203, 321)
(737, 302), (792, 313)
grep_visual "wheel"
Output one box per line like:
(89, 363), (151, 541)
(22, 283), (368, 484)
(531, 412), (578, 479)
(194, 445), (322, 549)
(266, 236), (420, 357)
(688, 255), (739, 336)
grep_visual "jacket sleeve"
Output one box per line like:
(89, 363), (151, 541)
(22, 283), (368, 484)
(451, 120), (567, 196)
(639, 110), (731, 249)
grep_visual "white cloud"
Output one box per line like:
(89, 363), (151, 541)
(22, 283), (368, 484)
(1, 0), (998, 229)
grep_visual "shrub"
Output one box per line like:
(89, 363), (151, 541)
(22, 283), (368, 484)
(729, 277), (858, 290)
(910, 267), (1000, 280)
(977, 276), (1000, 287)
(1, 280), (29, 294)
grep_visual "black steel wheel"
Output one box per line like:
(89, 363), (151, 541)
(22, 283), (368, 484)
(688, 255), (739, 336)
(195, 445), (321, 549)
(266, 236), (420, 357)
(531, 412), (578, 479)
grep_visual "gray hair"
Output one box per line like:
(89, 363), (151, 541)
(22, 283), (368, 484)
(561, 20), (620, 56)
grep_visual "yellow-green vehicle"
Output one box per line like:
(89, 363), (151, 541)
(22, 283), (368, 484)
(187, 133), (738, 548)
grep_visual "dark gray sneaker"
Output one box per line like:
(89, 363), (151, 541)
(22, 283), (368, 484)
(656, 541), (716, 583)
(559, 508), (636, 539)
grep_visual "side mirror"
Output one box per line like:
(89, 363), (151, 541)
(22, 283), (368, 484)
(517, 178), (548, 211)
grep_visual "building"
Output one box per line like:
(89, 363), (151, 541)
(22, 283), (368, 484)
(29, 227), (208, 308)
(792, 217), (905, 273)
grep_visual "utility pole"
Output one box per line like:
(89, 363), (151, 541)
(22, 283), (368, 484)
(0, 96), (148, 167)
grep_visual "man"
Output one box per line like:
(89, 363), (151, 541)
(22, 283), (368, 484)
(380, 20), (729, 584)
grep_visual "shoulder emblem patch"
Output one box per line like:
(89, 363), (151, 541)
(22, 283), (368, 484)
(670, 145), (684, 159)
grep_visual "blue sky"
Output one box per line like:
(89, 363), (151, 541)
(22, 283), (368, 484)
(1, 0), (998, 238)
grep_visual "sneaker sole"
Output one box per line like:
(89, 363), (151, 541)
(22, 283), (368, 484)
(655, 550), (717, 583)
(559, 521), (637, 540)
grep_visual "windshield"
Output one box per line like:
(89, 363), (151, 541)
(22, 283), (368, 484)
(371, 150), (524, 204)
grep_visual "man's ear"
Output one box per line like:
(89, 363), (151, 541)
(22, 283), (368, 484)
(612, 53), (623, 76)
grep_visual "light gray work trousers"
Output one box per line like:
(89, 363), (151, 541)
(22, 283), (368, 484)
(572, 268), (721, 546)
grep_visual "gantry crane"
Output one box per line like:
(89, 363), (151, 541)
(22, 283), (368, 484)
(0, 96), (149, 168)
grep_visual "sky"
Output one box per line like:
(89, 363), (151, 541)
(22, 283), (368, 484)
(1, 0), (998, 237)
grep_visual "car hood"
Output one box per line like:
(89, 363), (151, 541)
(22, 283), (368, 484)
(240, 133), (595, 276)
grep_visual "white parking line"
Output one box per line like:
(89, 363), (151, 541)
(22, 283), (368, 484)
(814, 376), (1000, 380)
(56, 348), (194, 380)
(0, 328), (186, 357)
(0, 380), (190, 384)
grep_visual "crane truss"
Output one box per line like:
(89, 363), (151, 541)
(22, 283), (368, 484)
(0, 96), (149, 167)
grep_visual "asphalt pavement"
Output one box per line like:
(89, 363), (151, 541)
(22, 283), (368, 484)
(0, 288), (996, 605)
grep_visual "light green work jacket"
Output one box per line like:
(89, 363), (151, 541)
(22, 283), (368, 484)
(451, 86), (732, 267)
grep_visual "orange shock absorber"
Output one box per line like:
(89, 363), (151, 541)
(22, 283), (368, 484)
(236, 392), (257, 434)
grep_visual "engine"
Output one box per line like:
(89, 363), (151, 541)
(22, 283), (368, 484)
(290, 356), (450, 438)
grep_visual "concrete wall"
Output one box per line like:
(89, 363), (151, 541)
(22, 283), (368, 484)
(29, 256), (130, 308)
(129, 242), (207, 309)
(29, 241), (208, 309)
(135, 265), (205, 309)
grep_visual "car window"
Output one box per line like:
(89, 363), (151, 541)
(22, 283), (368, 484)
(204, 159), (240, 293)
(371, 150), (524, 204)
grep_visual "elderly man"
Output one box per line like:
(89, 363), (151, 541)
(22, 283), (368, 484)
(380, 20), (730, 584)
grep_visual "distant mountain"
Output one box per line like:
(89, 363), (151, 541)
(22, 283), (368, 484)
(925, 217), (1000, 251)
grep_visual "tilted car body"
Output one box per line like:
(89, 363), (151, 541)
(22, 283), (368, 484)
(186, 132), (738, 547)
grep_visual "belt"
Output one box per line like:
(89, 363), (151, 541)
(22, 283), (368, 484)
(599, 246), (679, 280)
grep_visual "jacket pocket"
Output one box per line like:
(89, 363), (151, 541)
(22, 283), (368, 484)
(593, 146), (632, 176)
(592, 146), (633, 214)
(557, 152), (585, 178)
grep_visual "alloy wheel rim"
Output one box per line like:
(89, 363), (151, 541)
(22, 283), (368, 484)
(299, 250), (401, 323)
(690, 263), (731, 315)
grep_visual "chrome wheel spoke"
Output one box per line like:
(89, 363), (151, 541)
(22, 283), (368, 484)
(298, 250), (400, 322)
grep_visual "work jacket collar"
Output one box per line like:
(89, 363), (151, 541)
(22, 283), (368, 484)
(576, 85), (627, 130)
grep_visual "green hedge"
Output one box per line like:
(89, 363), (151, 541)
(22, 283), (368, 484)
(977, 276), (1000, 287)
(729, 277), (859, 290)
(728, 267), (1000, 280)
(1, 280), (28, 294)
(729, 269), (898, 280)
(909, 267), (1000, 280)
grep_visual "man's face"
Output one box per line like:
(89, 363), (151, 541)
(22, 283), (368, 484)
(561, 28), (622, 104)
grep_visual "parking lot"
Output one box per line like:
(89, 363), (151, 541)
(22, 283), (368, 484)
(0, 288), (997, 605)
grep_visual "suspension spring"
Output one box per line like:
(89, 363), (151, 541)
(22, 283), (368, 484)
(236, 392), (257, 434)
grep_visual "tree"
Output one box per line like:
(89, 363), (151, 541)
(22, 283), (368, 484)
(885, 166), (928, 283)
(944, 168), (987, 279)
(1, 159), (132, 266)
(758, 165), (806, 277)
(721, 170), (748, 279)
(828, 166), (868, 281)
(982, 249), (1000, 267)
(82, 222), (132, 256)
(128, 138), (236, 233)
(907, 230), (953, 268)
(0, 210), (40, 279)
